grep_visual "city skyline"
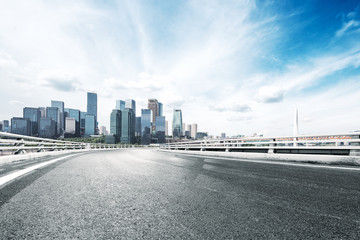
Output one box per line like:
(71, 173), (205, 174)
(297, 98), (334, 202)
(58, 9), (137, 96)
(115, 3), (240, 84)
(1, 1), (360, 136)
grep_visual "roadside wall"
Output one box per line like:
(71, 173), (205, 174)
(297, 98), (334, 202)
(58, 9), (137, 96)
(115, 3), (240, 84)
(159, 149), (360, 166)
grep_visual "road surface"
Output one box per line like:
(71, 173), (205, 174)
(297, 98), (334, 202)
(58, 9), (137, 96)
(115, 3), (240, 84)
(0, 149), (359, 239)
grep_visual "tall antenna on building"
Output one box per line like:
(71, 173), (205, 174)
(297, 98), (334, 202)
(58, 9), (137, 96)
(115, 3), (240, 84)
(294, 108), (299, 137)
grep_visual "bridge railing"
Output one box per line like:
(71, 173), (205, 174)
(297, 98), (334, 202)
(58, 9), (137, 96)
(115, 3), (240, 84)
(0, 132), (141, 155)
(160, 132), (360, 156)
(0, 132), (88, 155)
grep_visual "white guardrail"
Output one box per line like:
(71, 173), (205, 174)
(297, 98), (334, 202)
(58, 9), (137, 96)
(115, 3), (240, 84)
(161, 132), (360, 156)
(0, 132), (135, 156)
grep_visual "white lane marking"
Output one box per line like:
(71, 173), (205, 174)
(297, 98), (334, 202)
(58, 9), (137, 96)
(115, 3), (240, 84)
(0, 154), (79, 187)
(11, 160), (40, 168)
(175, 153), (360, 171)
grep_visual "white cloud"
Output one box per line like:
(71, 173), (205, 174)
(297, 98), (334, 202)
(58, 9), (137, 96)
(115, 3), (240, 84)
(0, 1), (360, 137)
(0, 52), (17, 68)
(209, 103), (252, 112)
(256, 86), (285, 103)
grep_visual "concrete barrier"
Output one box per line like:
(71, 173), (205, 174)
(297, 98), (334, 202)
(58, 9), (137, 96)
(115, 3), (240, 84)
(0, 149), (90, 166)
(159, 149), (360, 166)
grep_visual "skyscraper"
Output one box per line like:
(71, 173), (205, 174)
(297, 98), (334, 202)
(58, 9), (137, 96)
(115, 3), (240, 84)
(116, 100), (125, 111)
(11, 117), (31, 136)
(155, 116), (166, 143)
(121, 108), (135, 144)
(110, 109), (122, 143)
(135, 117), (141, 137)
(3, 120), (9, 132)
(165, 120), (168, 136)
(51, 100), (65, 135)
(23, 107), (41, 136)
(87, 92), (97, 135)
(158, 102), (163, 116)
(191, 123), (198, 139)
(125, 99), (136, 116)
(38, 107), (46, 118)
(85, 114), (96, 137)
(68, 109), (80, 137)
(39, 117), (56, 138)
(172, 109), (183, 138)
(65, 118), (76, 135)
(80, 111), (86, 137)
(87, 92), (97, 118)
(148, 99), (159, 132)
(46, 107), (60, 136)
(141, 109), (152, 145)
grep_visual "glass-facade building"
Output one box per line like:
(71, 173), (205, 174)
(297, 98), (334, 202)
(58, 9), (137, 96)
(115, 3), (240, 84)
(11, 117), (32, 136)
(141, 109), (152, 145)
(120, 108), (135, 144)
(3, 120), (9, 132)
(51, 100), (64, 135)
(39, 117), (56, 138)
(125, 99), (136, 116)
(110, 109), (121, 143)
(67, 108), (80, 137)
(23, 107), (41, 136)
(80, 111), (86, 137)
(158, 102), (163, 116)
(172, 109), (183, 138)
(116, 100), (125, 111)
(135, 117), (141, 137)
(155, 116), (166, 143)
(46, 107), (60, 136)
(87, 92), (97, 120)
(85, 114), (96, 137)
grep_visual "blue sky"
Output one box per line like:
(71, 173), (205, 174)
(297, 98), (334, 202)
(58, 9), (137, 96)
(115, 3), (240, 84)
(0, 0), (360, 136)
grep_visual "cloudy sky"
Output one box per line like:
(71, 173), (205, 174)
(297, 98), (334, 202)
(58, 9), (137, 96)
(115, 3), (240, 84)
(1, 0), (360, 137)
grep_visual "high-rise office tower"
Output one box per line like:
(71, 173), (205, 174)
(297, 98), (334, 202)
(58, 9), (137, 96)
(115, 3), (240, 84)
(39, 118), (56, 138)
(121, 108), (135, 144)
(148, 99), (159, 132)
(65, 118), (76, 135)
(67, 109), (80, 137)
(185, 124), (192, 139)
(135, 117), (141, 137)
(86, 92), (97, 135)
(87, 92), (97, 119)
(85, 114), (96, 137)
(51, 100), (65, 135)
(80, 111), (86, 137)
(155, 116), (166, 143)
(3, 120), (9, 132)
(23, 107), (41, 136)
(11, 117), (32, 136)
(165, 120), (168, 136)
(158, 102), (163, 116)
(172, 109), (182, 138)
(182, 123), (186, 136)
(116, 100), (125, 111)
(38, 107), (46, 118)
(0, 121), (3, 132)
(125, 99), (136, 116)
(46, 107), (60, 136)
(191, 123), (198, 139)
(110, 109), (122, 143)
(141, 109), (152, 145)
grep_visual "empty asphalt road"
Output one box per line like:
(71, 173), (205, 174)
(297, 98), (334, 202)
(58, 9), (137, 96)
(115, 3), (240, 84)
(0, 149), (359, 239)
